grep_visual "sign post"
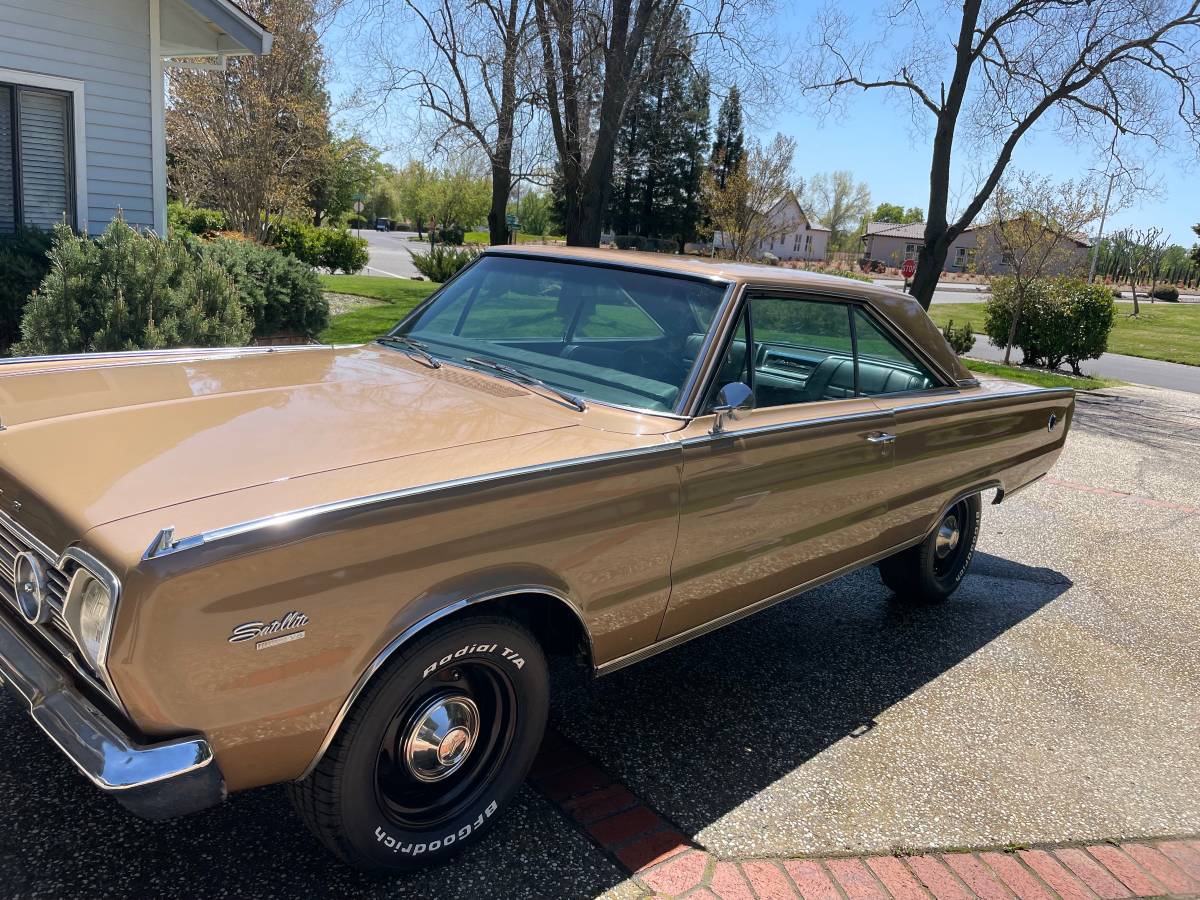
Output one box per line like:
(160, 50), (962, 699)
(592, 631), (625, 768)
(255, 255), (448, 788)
(902, 258), (916, 292)
(353, 195), (365, 237)
(505, 213), (519, 244)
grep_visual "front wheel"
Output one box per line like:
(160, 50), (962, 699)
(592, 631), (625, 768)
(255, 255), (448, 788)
(289, 615), (548, 873)
(878, 493), (981, 603)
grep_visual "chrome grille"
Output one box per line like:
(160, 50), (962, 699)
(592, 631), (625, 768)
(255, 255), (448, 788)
(0, 515), (82, 658)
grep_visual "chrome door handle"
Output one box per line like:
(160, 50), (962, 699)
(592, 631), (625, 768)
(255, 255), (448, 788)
(866, 432), (896, 445)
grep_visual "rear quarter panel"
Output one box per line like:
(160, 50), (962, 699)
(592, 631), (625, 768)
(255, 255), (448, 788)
(870, 382), (1074, 541)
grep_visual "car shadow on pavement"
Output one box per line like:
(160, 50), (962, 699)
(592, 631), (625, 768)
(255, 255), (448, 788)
(0, 553), (1068, 899)
(549, 553), (1072, 846)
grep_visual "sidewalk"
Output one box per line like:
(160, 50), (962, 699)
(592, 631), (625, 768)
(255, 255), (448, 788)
(966, 335), (1199, 394)
(532, 732), (1200, 900)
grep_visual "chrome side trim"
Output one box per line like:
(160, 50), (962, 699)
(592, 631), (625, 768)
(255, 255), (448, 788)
(679, 408), (891, 446)
(891, 386), (1074, 415)
(298, 585), (589, 780)
(145, 442), (680, 560)
(596, 535), (927, 676)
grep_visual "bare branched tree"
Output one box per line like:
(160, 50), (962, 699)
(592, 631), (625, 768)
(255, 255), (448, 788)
(703, 133), (797, 261)
(1110, 226), (1170, 316)
(534, 0), (777, 246)
(800, 0), (1200, 309)
(976, 172), (1107, 362)
(803, 170), (871, 252)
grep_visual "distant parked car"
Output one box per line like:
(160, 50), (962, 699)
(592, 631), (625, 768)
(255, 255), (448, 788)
(375, 218), (390, 232)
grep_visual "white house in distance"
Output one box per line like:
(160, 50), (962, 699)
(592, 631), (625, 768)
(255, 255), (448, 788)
(714, 191), (830, 262)
(0, 0), (271, 238)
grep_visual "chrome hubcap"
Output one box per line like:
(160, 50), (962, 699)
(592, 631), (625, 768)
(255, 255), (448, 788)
(935, 513), (960, 559)
(402, 694), (480, 783)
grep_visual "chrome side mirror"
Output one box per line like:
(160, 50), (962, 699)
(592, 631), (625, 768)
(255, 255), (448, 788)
(711, 382), (754, 434)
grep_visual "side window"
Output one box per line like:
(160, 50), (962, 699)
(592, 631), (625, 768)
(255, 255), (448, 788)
(749, 298), (855, 407)
(851, 308), (937, 395)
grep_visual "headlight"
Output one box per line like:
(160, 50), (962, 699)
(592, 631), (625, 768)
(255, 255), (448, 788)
(63, 554), (120, 686)
(70, 574), (113, 666)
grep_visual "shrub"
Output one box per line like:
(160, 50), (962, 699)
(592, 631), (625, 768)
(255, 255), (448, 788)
(644, 238), (679, 253)
(825, 268), (873, 283)
(434, 224), (466, 246)
(321, 228), (369, 274)
(614, 235), (646, 251)
(167, 201), (228, 235)
(16, 220), (251, 355)
(272, 220), (368, 274)
(984, 276), (1115, 375)
(194, 236), (328, 337)
(941, 319), (975, 355)
(411, 244), (480, 282)
(0, 229), (54, 351)
(1152, 285), (1179, 301)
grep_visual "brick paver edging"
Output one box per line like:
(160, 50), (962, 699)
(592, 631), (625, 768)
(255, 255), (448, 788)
(529, 730), (1200, 899)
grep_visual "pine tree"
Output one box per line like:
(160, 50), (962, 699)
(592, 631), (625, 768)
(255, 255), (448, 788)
(710, 86), (745, 190)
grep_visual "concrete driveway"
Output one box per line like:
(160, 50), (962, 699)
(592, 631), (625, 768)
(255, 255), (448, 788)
(1, 386), (1197, 898)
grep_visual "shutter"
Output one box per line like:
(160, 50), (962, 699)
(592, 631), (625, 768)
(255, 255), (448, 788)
(0, 87), (14, 234)
(18, 89), (72, 230)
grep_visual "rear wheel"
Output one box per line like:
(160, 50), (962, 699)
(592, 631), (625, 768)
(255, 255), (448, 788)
(878, 493), (981, 604)
(289, 615), (548, 873)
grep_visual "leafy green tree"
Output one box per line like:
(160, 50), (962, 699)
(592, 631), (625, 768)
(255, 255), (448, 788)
(394, 161), (436, 236)
(308, 135), (382, 226)
(806, 171), (872, 251)
(515, 192), (552, 236)
(422, 167), (492, 240)
(873, 203), (923, 224)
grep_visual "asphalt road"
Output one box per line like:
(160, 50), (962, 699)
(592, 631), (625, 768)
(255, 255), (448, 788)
(965, 335), (1200, 393)
(1, 386), (1197, 898)
(359, 229), (423, 279)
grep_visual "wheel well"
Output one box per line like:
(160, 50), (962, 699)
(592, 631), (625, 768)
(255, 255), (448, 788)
(441, 590), (594, 671)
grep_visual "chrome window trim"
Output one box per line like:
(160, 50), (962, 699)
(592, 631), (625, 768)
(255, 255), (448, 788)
(298, 584), (590, 780)
(144, 442), (681, 560)
(679, 408), (892, 446)
(890, 386), (1074, 415)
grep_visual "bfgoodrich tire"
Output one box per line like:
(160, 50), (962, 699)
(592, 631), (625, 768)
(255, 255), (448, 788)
(878, 493), (982, 604)
(289, 615), (548, 873)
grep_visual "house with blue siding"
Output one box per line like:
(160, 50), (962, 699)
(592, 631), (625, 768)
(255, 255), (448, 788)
(0, 0), (270, 237)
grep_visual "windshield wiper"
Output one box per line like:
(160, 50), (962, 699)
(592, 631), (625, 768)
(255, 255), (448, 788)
(377, 336), (440, 369)
(464, 357), (587, 412)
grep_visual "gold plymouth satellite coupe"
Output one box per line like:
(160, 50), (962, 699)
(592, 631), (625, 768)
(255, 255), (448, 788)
(0, 247), (1072, 871)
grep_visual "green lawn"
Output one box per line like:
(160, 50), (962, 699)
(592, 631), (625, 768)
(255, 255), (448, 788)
(960, 358), (1116, 390)
(927, 301), (1200, 367)
(463, 231), (563, 245)
(318, 275), (438, 343)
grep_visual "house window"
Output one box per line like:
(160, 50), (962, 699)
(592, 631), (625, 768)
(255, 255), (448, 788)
(904, 243), (921, 261)
(805, 235), (813, 254)
(793, 233), (802, 252)
(953, 247), (976, 270)
(0, 82), (75, 233)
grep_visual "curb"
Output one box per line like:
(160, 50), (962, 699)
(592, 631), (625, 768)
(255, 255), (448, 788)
(530, 730), (1200, 899)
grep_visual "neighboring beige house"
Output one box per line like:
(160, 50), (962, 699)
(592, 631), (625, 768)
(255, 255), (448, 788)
(861, 220), (1091, 274)
(714, 191), (830, 262)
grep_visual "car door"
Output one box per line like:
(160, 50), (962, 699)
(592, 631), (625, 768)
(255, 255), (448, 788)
(659, 292), (904, 640)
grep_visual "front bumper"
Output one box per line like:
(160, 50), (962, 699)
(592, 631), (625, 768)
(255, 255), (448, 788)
(0, 606), (225, 820)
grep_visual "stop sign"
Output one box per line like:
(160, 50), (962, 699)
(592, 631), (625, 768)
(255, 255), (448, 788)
(902, 258), (917, 279)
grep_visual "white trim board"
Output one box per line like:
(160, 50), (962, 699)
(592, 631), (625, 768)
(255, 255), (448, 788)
(150, 0), (167, 236)
(0, 66), (89, 234)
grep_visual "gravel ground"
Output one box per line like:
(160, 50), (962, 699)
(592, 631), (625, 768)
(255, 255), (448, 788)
(324, 291), (384, 317)
(0, 385), (1195, 896)
(552, 385), (1200, 858)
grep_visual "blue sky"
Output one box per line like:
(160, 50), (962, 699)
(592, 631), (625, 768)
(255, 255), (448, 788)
(324, 2), (1199, 248)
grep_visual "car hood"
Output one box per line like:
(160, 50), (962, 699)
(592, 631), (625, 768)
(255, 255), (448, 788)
(0, 345), (573, 542)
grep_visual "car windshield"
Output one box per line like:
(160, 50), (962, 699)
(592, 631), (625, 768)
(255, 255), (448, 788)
(391, 255), (729, 413)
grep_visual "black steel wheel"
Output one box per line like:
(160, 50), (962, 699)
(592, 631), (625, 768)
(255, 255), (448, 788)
(878, 493), (981, 604)
(289, 615), (548, 873)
